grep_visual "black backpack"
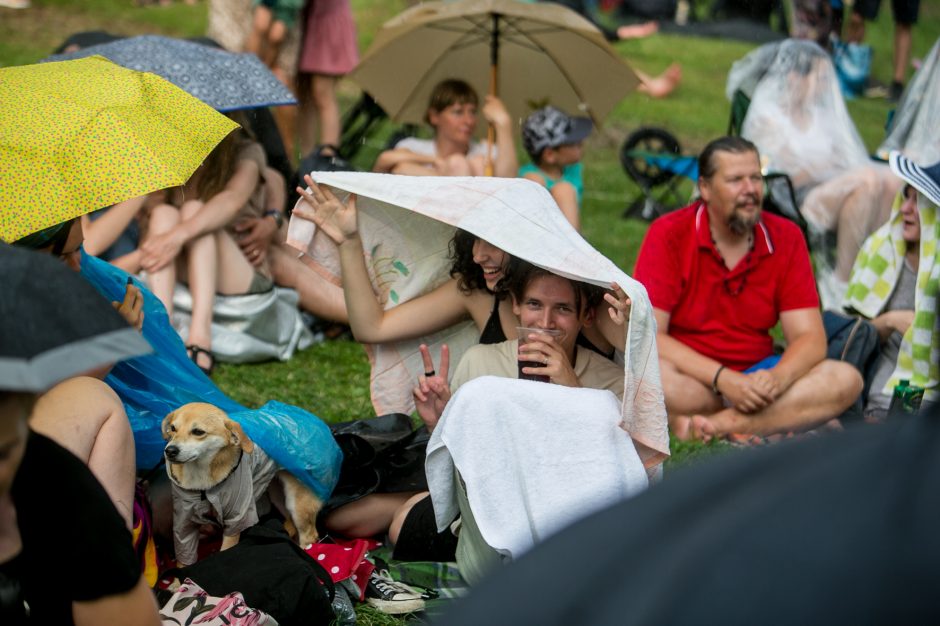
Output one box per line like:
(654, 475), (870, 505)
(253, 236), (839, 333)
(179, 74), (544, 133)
(164, 520), (336, 626)
(823, 311), (881, 422)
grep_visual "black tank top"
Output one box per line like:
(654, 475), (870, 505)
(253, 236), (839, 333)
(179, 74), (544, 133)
(479, 295), (507, 344)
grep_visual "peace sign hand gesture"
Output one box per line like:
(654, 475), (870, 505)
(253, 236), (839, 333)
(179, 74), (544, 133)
(412, 344), (452, 432)
(293, 174), (359, 246)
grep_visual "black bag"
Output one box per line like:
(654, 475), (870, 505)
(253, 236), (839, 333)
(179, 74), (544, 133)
(325, 414), (430, 513)
(823, 310), (881, 422)
(165, 521), (335, 626)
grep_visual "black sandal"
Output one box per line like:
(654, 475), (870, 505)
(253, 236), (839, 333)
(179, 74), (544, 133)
(186, 345), (215, 376)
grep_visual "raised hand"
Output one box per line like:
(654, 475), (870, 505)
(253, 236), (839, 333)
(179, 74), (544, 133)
(112, 279), (145, 331)
(412, 343), (452, 431)
(293, 174), (359, 246)
(604, 282), (632, 326)
(140, 228), (185, 273)
(518, 332), (580, 388)
(234, 216), (277, 267)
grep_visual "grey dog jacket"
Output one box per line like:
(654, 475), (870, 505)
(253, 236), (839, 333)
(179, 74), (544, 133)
(170, 446), (279, 565)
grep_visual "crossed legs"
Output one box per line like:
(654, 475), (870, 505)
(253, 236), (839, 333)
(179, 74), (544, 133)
(663, 358), (863, 441)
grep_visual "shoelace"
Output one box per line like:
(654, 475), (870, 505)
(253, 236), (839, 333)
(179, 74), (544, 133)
(372, 570), (418, 596)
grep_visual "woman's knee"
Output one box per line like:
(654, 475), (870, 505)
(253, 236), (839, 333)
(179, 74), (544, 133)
(179, 199), (205, 221)
(146, 203), (180, 235)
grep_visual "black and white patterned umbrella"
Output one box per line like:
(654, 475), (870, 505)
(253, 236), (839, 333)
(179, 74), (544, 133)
(0, 243), (151, 392)
(46, 35), (296, 112)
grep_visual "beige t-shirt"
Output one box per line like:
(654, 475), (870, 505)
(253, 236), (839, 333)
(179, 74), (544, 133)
(450, 339), (624, 401)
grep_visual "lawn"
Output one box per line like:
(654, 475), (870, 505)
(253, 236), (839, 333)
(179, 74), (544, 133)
(2, 0), (938, 622)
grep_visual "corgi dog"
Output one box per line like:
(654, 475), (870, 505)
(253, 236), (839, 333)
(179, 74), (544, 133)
(162, 402), (321, 565)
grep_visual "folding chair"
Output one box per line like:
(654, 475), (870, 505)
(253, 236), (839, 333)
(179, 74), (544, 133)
(620, 127), (698, 220)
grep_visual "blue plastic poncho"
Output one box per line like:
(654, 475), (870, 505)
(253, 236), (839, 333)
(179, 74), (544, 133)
(80, 251), (341, 500)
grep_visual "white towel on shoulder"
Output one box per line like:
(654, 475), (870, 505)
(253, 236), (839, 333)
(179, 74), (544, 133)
(426, 376), (649, 560)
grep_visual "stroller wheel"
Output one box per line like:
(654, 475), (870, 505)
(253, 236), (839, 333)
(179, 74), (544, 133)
(620, 127), (682, 189)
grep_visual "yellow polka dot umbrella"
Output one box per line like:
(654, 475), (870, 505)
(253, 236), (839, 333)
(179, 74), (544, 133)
(0, 55), (238, 243)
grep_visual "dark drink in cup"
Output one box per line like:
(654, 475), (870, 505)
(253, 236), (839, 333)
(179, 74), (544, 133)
(516, 326), (563, 383)
(518, 359), (550, 383)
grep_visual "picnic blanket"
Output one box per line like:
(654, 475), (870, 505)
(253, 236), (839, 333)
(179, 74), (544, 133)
(843, 192), (939, 402)
(80, 251), (342, 500)
(287, 172), (669, 470)
(426, 376), (649, 563)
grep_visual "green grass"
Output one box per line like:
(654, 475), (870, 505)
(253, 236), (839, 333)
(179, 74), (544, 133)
(3, 1), (937, 621)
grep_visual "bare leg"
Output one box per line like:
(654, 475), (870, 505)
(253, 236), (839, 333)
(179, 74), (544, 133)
(30, 377), (136, 529)
(835, 174), (900, 280)
(388, 491), (430, 545)
(299, 74), (340, 154)
(178, 201), (215, 367)
(617, 20), (658, 40)
(245, 6), (274, 63)
(213, 228), (256, 296)
(312, 74), (340, 148)
(636, 63), (682, 99)
(266, 20), (288, 69)
(322, 492), (419, 538)
(268, 244), (348, 322)
(894, 22), (913, 85)
(685, 360), (863, 439)
(143, 203), (181, 314)
(659, 358), (723, 439)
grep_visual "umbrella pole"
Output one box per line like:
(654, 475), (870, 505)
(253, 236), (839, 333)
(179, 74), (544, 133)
(485, 13), (500, 177)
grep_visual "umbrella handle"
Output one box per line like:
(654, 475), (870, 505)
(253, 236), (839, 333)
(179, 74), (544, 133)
(485, 60), (498, 177)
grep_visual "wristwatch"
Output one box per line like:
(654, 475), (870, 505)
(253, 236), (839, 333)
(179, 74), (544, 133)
(264, 209), (284, 229)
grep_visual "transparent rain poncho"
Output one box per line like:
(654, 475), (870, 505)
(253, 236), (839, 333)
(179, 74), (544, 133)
(878, 37), (940, 164)
(728, 40), (869, 200)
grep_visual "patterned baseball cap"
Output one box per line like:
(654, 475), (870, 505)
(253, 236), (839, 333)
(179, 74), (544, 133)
(521, 106), (593, 160)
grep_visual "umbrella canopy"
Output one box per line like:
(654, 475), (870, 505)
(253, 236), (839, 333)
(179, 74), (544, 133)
(0, 243), (152, 392)
(349, 0), (639, 127)
(0, 55), (238, 243)
(438, 409), (940, 625)
(46, 35), (297, 112)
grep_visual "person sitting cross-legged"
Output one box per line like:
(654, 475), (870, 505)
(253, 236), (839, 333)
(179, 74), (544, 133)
(633, 136), (863, 441)
(384, 262), (646, 589)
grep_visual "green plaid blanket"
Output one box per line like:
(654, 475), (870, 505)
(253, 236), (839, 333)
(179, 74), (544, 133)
(844, 193), (939, 401)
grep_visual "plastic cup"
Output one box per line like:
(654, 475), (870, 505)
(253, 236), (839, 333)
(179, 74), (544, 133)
(516, 327), (564, 383)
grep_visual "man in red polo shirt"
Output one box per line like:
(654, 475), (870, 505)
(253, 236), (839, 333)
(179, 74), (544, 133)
(633, 136), (862, 440)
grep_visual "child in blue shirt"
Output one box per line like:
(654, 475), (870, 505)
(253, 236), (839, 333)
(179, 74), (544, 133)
(519, 106), (592, 231)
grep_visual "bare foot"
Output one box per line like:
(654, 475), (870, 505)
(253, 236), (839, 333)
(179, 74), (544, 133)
(672, 415), (692, 441)
(689, 415), (717, 442)
(637, 62), (682, 99)
(617, 21), (659, 40)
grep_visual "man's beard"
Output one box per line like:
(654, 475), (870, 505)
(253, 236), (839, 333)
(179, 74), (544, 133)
(727, 202), (759, 236)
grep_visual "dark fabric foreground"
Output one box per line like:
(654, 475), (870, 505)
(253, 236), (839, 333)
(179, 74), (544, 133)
(438, 406), (940, 625)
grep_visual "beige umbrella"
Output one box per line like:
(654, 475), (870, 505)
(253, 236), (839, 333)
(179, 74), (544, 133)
(350, 0), (639, 130)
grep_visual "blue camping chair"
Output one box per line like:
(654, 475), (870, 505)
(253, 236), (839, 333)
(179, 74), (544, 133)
(619, 125), (806, 238)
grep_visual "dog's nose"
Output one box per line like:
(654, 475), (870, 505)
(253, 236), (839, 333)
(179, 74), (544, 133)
(165, 445), (180, 460)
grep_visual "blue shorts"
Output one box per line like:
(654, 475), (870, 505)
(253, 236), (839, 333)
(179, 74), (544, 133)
(744, 355), (782, 373)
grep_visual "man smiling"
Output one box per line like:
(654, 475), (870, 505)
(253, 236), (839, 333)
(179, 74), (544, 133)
(634, 136), (862, 441)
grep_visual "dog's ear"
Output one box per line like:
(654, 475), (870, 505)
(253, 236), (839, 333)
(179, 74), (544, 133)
(224, 418), (254, 454)
(162, 410), (177, 441)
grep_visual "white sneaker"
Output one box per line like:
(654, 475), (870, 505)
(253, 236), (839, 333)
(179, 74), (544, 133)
(0, 0), (30, 8)
(364, 569), (426, 615)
